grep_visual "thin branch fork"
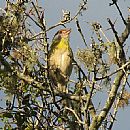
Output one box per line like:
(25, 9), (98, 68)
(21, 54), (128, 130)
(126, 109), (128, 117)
(109, 0), (127, 25)
(65, 107), (85, 125)
(107, 18), (122, 46)
(96, 60), (130, 80)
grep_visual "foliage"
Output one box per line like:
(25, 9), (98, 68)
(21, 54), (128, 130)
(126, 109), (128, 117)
(0, 0), (130, 130)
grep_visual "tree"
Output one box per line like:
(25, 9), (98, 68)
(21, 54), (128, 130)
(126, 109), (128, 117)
(0, 0), (130, 129)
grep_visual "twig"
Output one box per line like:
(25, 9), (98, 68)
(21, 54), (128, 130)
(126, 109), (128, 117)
(107, 18), (122, 46)
(31, 2), (46, 30)
(107, 18), (126, 66)
(73, 59), (96, 117)
(65, 107), (85, 125)
(109, 0), (126, 25)
(96, 60), (130, 80)
(31, 2), (41, 21)
(46, 22), (66, 32)
(73, 58), (88, 81)
(25, 12), (43, 29)
(75, 18), (87, 46)
(99, 28), (110, 43)
(46, 1), (87, 31)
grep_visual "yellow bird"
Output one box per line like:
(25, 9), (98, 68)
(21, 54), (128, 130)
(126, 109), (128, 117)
(48, 28), (73, 92)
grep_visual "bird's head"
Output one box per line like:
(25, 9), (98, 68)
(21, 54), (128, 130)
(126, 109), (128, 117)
(50, 28), (71, 49)
(53, 28), (71, 42)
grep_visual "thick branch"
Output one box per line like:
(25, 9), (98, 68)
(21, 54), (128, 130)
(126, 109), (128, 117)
(89, 70), (124, 130)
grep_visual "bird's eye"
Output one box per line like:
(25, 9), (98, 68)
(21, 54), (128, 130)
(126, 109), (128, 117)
(59, 31), (62, 34)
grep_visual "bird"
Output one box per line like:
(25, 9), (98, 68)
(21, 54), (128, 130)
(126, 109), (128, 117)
(48, 28), (73, 93)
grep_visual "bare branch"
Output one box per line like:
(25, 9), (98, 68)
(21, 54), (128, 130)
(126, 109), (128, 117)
(75, 18), (87, 46)
(89, 70), (124, 130)
(96, 60), (130, 80)
(109, 0), (127, 25)
(107, 18), (122, 46)
(108, 75), (127, 129)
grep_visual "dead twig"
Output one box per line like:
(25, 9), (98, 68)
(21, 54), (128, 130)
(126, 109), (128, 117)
(75, 18), (87, 46)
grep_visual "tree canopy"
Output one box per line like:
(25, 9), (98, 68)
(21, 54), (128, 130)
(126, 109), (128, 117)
(0, 0), (130, 129)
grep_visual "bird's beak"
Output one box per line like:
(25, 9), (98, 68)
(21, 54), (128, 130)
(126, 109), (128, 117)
(66, 28), (71, 35)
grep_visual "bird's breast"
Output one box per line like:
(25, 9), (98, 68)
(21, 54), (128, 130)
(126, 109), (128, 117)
(49, 48), (73, 76)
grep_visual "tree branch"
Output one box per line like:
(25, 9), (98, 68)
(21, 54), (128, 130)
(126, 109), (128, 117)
(89, 70), (124, 130)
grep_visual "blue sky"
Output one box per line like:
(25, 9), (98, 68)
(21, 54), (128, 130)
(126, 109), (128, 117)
(0, 0), (130, 129)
